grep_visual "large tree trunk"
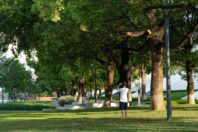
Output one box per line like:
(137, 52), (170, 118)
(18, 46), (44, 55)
(119, 49), (130, 84)
(145, 9), (165, 111)
(141, 64), (147, 101)
(104, 60), (114, 107)
(151, 43), (165, 111)
(186, 61), (196, 104)
(120, 48), (132, 102)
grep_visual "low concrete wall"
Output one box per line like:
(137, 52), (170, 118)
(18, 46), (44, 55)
(36, 97), (56, 101)
(56, 105), (86, 110)
(87, 102), (119, 108)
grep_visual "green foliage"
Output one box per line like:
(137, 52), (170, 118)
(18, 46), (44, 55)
(1, 0), (198, 97)
(32, 0), (64, 22)
(58, 95), (75, 106)
(0, 101), (54, 110)
(0, 57), (36, 99)
(0, 0), (37, 51)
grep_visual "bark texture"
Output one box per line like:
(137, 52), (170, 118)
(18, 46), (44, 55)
(186, 61), (196, 105)
(104, 60), (114, 107)
(141, 64), (147, 100)
(151, 42), (165, 111)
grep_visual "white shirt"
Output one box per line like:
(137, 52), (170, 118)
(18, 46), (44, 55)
(117, 87), (129, 102)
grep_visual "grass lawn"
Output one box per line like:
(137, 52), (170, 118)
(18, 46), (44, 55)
(0, 104), (198, 132)
(163, 90), (188, 100)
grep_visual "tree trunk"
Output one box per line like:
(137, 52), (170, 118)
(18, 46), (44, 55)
(151, 43), (165, 111)
(89, 84), (93, 97)
(77, 78), (85, 103)
(56, 91), (61, 98)
(116, 47), (132, 104)
(119, 49), (130, 84)
(127, 64), (135, 103)
(141, 64), (147, 101)
(98, 85), (101, 98)
(186, 61), (196, 104)
(76, 90), (82, 103)
(104, 60), (114, 107)
(2, 88), (4, 104)
(120, 48), (132, 103)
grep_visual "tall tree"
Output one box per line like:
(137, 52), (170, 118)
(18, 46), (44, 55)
(0, 58), (34, 101)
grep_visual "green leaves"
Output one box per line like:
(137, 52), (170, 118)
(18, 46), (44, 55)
(0, 57), (34, 97)
(32, 0), (64, 22)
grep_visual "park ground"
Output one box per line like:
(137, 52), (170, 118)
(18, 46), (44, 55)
(0, 104), (198, 132)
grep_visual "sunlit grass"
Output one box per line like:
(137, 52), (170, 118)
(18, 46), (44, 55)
(0, 104), (198, 132)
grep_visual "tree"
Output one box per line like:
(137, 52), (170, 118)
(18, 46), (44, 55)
(0, 58), (34, 101)
(1, 0), (197, 111)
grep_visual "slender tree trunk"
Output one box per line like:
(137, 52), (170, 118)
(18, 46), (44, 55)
(98, 85), (101, 98)
(13, 89), (16, 102)
(186, 61), (196, 104)
(77, 78), (85, 103)
(89, 84), (92, 97)
(76, 90), (82, 103)
(24, 92), (27, 101)
(2, 88), (4, 104)
(141, 64), (147, 101)
(104, 60), (114, 107)
(151, 43), (165, 111)
(56, 91), (61, 98)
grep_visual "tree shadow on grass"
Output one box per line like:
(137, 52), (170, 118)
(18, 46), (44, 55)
(45, 106), (151, 114)
(172, 105), (198, 111)
(0, 117), (197, 132)
(0, 113), (54, 119)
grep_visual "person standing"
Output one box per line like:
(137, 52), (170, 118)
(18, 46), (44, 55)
(117, 82), (129, 119)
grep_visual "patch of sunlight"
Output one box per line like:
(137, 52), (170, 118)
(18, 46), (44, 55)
(80, 24), (89, 32)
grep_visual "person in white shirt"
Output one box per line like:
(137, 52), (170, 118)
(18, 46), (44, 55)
(117, 82), (129, 119)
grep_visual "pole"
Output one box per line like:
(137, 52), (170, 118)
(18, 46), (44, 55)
(138, 79), (141, 106)
(94, 67), (97, 103)
(2, 88), (4, 104)
(164, 10), (172, 120)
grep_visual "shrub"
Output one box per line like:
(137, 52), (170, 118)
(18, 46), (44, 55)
(0, 101), (54, 110)
(58, 96), (75, 106)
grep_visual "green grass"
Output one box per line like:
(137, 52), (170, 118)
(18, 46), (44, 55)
(0, 104), (198, 132)
(163, 90), (187, 100)
(99, 90), (189, 101)
(0, 101), (55, 110)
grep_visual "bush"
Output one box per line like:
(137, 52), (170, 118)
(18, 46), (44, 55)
(0, 101), (54, 110)
(58, 96), (75, 106)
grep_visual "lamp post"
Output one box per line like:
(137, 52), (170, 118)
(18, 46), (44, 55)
(2, 88), (4, 104)
(163, 0), (172, 120)
(94, 67), (97, 103)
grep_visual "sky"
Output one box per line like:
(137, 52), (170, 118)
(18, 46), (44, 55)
(3, 44), (36, 80)
(131, 73), (198, 92)
(4, 45), (26, 63)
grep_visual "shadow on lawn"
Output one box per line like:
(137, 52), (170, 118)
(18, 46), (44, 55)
(172, 105), (198, 111)
(45, 106), (151, 114)
(0, 117), (197, 132)
(0, 113), (55, 119)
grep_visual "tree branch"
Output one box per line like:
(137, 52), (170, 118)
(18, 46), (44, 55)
(95, 57), (106, 66)
(172, 22), (198, 49)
